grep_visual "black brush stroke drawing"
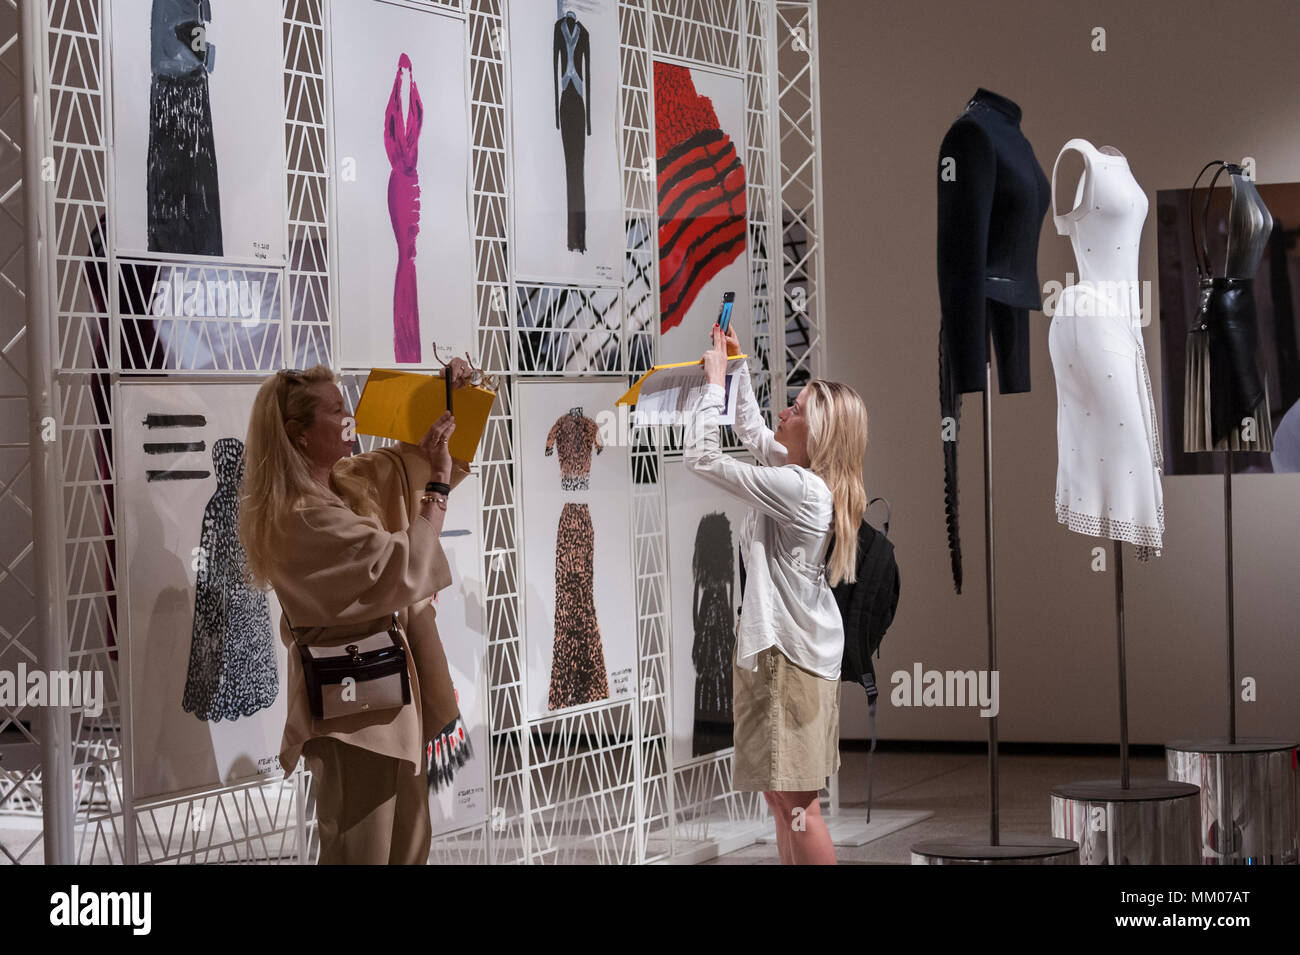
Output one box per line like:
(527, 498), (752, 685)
(144, 441), (205, 454)
(143, 412), (208, 428)
(147, 0), (223, 256)
(691, 512), (735, 756)
(147, 469), (211, 482)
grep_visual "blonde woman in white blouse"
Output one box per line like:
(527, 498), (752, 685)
(686, 323), (868, 865)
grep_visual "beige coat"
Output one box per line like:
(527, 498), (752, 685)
(267, 442), (470, 777)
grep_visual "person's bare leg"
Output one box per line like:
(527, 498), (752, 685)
(785, 790), (836, 865)
(763, 791), (792, 864)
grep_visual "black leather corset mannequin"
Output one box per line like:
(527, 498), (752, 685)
(937, 88), (1051, 593)
(1184, 161), (1275, 452)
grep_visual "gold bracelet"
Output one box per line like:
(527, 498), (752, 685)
(420, 493), (448, 510)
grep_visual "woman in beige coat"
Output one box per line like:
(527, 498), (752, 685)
(238, 362), (472, 864)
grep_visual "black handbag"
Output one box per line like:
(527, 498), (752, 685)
(282, 604), (412, 721)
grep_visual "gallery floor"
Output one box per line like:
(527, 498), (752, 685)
(704, 746), (1169, 865)
(0, 746), (1167, 865)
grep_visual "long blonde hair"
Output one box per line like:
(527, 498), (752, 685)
(803, 379), (869, 587)
(239, 365), (380, 591)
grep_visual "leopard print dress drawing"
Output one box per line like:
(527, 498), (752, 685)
(182, 437), (279, 721)
(545, 408), (610, 709)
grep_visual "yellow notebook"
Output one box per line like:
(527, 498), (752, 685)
(616, 353), (749, 406)
(353, 369), (497, 463)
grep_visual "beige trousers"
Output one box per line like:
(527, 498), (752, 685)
(304, 737), (432, 865)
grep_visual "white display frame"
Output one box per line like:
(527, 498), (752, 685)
(112, 375), (295, 863)
(325, 0), (480, 372)
(512, 377), (639, 725)
(11, 0), (827, 866)
(502, 0), (627, 293)
(648, 53), (756, 366)
(103, 0), (292, 270)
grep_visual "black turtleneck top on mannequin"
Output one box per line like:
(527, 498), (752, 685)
(937, 88), (1050, 594)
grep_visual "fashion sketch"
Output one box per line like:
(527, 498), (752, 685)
(428, 707), (474, 793)
(385, 53), (425, 363)
(654, 61), (746, 333)
(554, 9), (592, 252)
(692, 512), (735, 756)
(544, 408), (610, 708)
(181, 438), (279, 721)
(147, 0), (223, 256)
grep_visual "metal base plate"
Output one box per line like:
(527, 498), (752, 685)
(911, 835), (1079, 865)
(1051, 778), (1202, 865)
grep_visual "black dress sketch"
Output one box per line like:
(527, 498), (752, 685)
(181, 438), (278, 721)
(544, 408), (609, 708)
(691, 512), (735, 756)
(147, 0), (223, 256)
(553, 10), (591, 253)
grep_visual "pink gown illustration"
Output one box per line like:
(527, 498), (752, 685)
(385, 54), (423, 363)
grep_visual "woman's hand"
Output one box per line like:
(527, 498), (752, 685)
(444, 356), (474, 390)
(702, 324), (728, 388)
(722, 323), (741, 357)
(420, 411), (456, 482)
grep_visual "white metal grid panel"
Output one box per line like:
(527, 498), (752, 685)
(774, 0), (823, 397)
(9, 0), (824, 864)
(0, 0), (43, 866)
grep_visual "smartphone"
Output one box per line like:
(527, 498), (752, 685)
(716, 291), (735, 335)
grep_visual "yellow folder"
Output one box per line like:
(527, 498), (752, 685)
(353, 369), (497, 463)
(616, 353), (749, 406)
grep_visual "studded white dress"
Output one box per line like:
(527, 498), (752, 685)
(1048, 139), (1164, 559)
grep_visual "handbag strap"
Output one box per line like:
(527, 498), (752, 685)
(279, 598), (399, 646)
(1188, 160), (1230, 279)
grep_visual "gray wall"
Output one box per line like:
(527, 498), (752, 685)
(821, 0), (1300, 743)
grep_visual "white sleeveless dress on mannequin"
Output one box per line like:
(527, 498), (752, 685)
(1048, 139), (1164, 559)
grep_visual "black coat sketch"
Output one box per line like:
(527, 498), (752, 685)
(147, 0), (223, 256)
(553, 10), (591, 253)
(181, 437), (278, 721)
(691, 512), (735, 755)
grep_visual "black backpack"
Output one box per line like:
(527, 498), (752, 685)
(829, 498), (900, 698)
(828, 498), (900, 819)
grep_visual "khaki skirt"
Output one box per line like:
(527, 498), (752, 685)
(732, 645), (841, 792)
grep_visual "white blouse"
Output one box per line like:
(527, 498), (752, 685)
(683, 359), (844, 680)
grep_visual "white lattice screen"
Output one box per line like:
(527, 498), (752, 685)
(3, 0), (825, 865)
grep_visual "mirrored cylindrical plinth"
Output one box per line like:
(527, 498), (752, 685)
(1050, 779), (1200, 865)
(1166, 738), (1298, 865)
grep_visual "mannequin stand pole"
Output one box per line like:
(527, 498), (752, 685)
(1163, 451), (1298, 864)
(1223, 447), (1236, 744)
(1047, 538), (1200, 864)
(1113, 540), (1129, 789)
(912, 364), (1078, 864)
(982, 364), (999, 845)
